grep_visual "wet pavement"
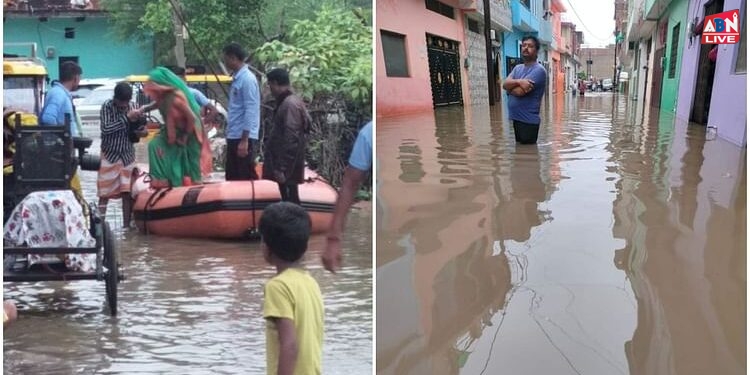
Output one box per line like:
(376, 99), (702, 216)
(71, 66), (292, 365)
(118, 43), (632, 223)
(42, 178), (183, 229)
(4, 139), (373, 374)
(376, 92), (745, 375)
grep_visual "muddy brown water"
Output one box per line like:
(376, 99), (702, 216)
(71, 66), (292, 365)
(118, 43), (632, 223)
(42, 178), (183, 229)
(4, 138), (373, 374)
(376, 93), (745, 375)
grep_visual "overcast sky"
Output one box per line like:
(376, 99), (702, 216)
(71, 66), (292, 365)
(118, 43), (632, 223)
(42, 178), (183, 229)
(560, 0), (616, 47)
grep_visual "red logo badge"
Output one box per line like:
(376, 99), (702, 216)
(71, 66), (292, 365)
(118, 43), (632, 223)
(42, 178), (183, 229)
(702, 9), (741, 44)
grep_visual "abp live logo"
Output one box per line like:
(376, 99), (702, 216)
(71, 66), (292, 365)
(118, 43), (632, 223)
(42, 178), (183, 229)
(702, 9), (741, 44)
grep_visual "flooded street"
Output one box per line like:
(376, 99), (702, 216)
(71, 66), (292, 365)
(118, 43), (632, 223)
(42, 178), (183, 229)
(4, 139), (373, 374)
(376, 93), (745, 375)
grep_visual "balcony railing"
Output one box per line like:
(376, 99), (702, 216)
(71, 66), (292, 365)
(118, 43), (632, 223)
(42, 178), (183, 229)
(511, 0), (539, 32)
(538, 17), (553, 44)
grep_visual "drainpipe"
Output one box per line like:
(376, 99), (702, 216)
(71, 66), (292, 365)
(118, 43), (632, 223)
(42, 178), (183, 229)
(484, 0), (495, 105)
(613, 38), (618, 91)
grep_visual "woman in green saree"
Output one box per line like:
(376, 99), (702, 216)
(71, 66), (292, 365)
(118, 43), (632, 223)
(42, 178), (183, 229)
(144, 67), (212, 188)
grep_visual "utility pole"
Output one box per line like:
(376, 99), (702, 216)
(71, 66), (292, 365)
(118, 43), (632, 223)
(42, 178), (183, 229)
(613, 41), (618, 91)
(484, 0), (495, 105)
(172, 0), (186, 68)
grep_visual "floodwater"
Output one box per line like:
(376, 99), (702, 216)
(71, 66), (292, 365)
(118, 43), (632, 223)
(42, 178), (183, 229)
(376, 93), (745, 375)
(4, 138), (373, 374)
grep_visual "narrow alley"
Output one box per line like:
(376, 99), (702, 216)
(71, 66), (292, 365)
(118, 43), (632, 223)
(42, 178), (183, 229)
(376, 93), (745, 375)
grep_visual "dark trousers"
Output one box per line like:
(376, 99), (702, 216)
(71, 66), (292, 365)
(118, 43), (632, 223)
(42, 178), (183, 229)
(513, 121), (540, 144)
(278, 183), (300, 205)
(226, 139), (259, 180)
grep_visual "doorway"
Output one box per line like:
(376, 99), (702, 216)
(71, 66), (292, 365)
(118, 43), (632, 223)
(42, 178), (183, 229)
(426, 34), (463, 107)
(690, 0), (724, 125)
(650, 44), (665, 109)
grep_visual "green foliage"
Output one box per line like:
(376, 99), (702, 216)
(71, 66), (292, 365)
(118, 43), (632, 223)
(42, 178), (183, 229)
(254, 6), (371, 105)
(577, 71), (587, 80)
(355, 188), (372, 201)
(254, 6), (371, 188)
(101, 0), (266, 65)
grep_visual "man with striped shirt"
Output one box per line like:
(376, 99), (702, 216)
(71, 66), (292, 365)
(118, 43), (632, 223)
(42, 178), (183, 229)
(97, 82), (147, 227)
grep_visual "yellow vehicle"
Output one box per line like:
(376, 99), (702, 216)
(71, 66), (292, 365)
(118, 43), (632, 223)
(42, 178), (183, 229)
(3, 43), (84, 195)
(3, 44), (47, 116)
(3, 44), (48, 175)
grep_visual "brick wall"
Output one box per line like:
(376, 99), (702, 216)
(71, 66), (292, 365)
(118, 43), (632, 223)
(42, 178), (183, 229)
(465, 19), (489, 106)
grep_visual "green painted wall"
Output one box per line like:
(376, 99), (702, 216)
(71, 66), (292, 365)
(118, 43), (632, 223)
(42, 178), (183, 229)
(4, 16), (154, 81)
(659, 0), (688, 112)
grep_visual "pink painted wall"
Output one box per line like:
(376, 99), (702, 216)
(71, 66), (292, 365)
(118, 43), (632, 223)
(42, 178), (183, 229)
(377, 0), (470, 117)
(551, 11), (564, 94)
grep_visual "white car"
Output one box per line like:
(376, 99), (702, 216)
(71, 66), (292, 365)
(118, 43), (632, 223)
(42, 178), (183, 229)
(76, 84), (225, 138)
(76, 85), (117, 137)
(72, 78), (123, 106)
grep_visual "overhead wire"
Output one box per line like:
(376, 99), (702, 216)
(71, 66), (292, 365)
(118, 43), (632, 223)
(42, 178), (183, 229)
(563, 0), (616, 44)
(165, 0), (229, 98)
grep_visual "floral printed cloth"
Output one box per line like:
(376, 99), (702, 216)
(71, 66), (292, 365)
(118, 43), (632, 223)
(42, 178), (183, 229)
(4, 190), (96, 272)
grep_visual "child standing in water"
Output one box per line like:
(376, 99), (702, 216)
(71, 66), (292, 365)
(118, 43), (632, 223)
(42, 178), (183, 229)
(259, 202), (324, 375)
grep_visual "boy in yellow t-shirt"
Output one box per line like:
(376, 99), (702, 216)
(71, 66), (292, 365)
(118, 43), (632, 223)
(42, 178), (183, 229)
(260, 202), (324, 375)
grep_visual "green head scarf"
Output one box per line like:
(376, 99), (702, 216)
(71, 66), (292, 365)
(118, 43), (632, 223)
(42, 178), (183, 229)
(147, 66), (202, 122)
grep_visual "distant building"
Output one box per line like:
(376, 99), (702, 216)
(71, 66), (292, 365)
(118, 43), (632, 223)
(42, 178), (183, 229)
(580, 46), (616, 82)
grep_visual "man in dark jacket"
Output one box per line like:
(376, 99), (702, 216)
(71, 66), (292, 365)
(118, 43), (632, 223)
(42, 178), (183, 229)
(262, 68), (311, 205)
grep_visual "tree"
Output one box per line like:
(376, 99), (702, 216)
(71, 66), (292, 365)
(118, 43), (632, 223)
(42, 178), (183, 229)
(101, 0), (266, 66)
(254, 5), (371, 104)
(254, 5), (372, 187)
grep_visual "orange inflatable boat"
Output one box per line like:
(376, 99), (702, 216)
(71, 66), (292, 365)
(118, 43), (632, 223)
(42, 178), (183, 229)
(132, 166), (337, 239)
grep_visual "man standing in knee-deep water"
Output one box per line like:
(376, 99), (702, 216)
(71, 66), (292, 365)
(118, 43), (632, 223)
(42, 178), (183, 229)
(502, 35), (547, 144)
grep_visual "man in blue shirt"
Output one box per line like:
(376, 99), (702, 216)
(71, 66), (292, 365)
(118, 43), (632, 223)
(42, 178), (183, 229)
(322, 121), (372, 273)
(503, 35), (547, 144)
(222, 43), (260, 180)
(40, 61), (82, 136)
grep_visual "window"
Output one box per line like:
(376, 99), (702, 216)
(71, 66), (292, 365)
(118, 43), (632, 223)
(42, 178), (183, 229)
(426, 0), (454, 19)
(668, 23), (679, 79)
(381, 30), (409, 77)
(468, 18), (480, 34)
(735, 8), (746, 73)
(519, 0), (531, 8)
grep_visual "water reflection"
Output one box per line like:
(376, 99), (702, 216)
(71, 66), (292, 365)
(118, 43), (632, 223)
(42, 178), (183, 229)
(377, 93), (745, 374)
(610, 109), (746, 375)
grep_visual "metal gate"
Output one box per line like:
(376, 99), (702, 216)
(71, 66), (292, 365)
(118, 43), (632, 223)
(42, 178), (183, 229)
(426, 34), (463, 107)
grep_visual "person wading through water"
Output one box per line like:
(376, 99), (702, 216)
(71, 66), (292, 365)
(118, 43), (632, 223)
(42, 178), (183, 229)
(502, 35), (548, 144)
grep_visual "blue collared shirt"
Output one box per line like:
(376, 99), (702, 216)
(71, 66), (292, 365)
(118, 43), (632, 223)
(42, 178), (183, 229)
(40, 81), (79, 136)
(189, 87), (210, 107)
(226, 65), (260, 140)
(348, 122), (372, 171)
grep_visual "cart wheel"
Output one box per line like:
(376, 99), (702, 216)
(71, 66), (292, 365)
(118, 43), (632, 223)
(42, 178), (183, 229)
(103, 222), (118, 316)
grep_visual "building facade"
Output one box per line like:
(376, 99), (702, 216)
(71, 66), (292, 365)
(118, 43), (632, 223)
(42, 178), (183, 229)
(377, 0), (575, 117)
(377, 0), (472, 116)
(3, 1), (154, 80)
(624, 0), (746, 146)
(580, 46), (617, 82)
(674, 0), (746, 146)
